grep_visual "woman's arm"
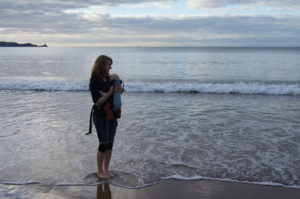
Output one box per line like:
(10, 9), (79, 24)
(95, 86), (114, 107)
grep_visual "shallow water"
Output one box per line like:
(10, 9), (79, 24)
(1, 90), (299, 188)
(1, 47), (300, 188)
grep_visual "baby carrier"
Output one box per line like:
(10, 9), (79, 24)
(112, 78), (122, 110)
(86, 78), (124, 135)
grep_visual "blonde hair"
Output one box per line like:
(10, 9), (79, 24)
(91, 55), (113, 79)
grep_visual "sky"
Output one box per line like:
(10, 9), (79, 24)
(0, 0), (300, 47)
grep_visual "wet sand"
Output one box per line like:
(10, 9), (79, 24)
(2, 179), (300, 199)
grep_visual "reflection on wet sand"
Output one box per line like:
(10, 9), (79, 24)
(97, 183), (112, 199)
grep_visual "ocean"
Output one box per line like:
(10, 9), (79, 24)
(0, 47), (300, 190)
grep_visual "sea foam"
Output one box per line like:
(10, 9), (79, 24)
(126, 82), (300, 95)
(0, 80), (300, 95)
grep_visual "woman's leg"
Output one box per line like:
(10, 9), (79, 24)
(97, 151), (111, 179)
(107, 119), (118, 177)
(103, 150), (112, 174)
(101, 119), (118, 177)
(93, 116), (111, 179)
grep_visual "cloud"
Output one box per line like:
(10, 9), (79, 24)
(0, 0), (176, 11)
(0, 0), (299, 46)
(131, 2), (172, 9)
(1, 11), (299, 46)
(186, 0), (300, 9)
(0, 0), (176, 31)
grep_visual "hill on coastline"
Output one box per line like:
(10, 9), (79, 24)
(0, 41), (48, 47)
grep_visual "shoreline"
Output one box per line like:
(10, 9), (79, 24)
(1, 179), (300, 199)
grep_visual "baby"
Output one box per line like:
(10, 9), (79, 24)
(99, 74), (123, 111)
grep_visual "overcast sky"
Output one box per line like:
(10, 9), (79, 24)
(1, 0), (300, 46)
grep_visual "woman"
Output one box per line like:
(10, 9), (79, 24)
(89, 55), (122, 179)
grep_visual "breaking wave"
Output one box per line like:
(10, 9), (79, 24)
(0, 80), (300, 95)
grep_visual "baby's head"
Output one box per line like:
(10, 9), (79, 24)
(110, 74), (119, 81)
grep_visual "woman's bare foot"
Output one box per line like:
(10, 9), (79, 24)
(97, 171), (112, 179)
(108, 170), (116, 177)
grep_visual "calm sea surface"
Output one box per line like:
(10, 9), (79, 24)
(0, 47), (300, 189)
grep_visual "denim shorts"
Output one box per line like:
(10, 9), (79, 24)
(93, 116), (118, 144)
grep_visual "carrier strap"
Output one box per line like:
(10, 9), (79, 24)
(85, 105), (97, 135)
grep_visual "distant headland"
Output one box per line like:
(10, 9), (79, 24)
(0, 41), (48, 47)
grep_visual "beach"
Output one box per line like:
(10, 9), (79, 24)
(2, 179), (300, 199)
(1, 47), (300, 196)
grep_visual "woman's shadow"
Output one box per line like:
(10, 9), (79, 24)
(97, 183), (112, 199)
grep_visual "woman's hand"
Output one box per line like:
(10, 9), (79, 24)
(95, 86), (114, 107)
(109, 86), (114, 93)
(114, 84), (123, 93)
